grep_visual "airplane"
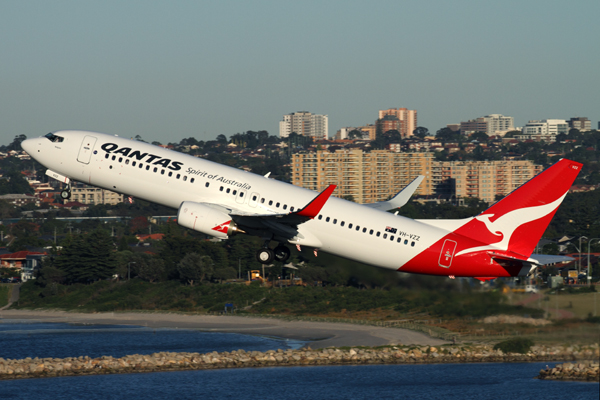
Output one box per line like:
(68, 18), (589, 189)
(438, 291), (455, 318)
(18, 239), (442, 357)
(21, 130), (582, 280)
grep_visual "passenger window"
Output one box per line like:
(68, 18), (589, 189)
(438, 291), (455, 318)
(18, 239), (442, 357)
(133, 161), (136, 166)
(383, 233), (387, 239)
(283, 204), (287, 210)
(333, 219), (337, 224)
(176, 174), (180, 179)
(404, 239), (408, 245)
(183, 175), (187, 181)
(233, 190), (237, 195)
(318, 215), (322, 220)
(112, 155), (116, 161)
(139, 164), (143, 168)
(411, 242), (415, 247)
(269, 200), (273, 206)
(105, 154), (109, 159)
(146, 165), (150, 170)
(154, 167), (158, 173)
(390, 236), (394, 241)
(326, 217), (330, 222)
(226, 188), (231, 193)
(168, 171), (172, 177)
(376, 232), (381, 237)
(348, 223), (352, 229)
(161, 170), (165, 175)
(260, 198), (265, 203)
(240, 192), (244, 197)
(397, 238), (401, 243)
(220, 186), (224, 191)
(119, 157), (123, 162)
(125, 159), (129, 165)
(363, 228), (367, 233)
(290, 207), (294, 212)
(205, 182), (210, 187)
(190, 177), (194, 182)
(369, 229), (373, 235)
(252, 195), (257, 201)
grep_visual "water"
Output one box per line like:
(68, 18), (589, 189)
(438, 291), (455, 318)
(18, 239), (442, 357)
(0, 321), (597, 400)
(0, 320), (306, 360)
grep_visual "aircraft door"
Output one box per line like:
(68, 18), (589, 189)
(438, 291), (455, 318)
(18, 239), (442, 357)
(438, 239), (457, 268)
(77, 135), (97, 164)
(249, 192), (260, 208)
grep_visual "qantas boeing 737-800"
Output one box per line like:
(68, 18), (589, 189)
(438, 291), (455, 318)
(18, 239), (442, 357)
(21, 130), (581, 280)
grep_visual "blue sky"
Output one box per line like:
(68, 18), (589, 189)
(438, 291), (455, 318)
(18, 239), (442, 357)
(1, 0), (598, 144)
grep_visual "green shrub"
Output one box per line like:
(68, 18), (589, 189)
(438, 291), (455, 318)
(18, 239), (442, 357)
(493, 337), (534, 354)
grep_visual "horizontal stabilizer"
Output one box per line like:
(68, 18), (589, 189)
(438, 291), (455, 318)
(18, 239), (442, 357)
(529, 254), (574, 265)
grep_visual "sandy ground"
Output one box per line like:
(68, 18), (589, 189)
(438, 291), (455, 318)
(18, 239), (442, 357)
(0, 310), (448, 349)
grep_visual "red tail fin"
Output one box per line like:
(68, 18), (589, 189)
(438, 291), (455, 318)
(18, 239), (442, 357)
(455, 159), (582, 257)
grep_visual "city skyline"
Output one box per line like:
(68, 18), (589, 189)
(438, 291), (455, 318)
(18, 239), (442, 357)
(1, 1), (599, 144)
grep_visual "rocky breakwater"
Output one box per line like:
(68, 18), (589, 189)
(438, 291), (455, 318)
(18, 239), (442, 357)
(537, 362), (600, 382)
(0, 344), (598, 381)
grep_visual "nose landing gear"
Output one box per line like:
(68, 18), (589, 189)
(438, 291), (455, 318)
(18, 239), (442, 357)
(60, 185), (71, 200)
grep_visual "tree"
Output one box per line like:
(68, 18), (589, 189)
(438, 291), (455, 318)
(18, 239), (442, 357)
(132, 253), (166, 283)
(177, 253), (213, 286)
(347, 130), (364, 140)
(412, 126), (429, 139)
(54, 229), (117, 283)
(436, 127), (461, 142)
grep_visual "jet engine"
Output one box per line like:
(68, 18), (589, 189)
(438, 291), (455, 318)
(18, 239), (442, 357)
(177, 201), (244, 239)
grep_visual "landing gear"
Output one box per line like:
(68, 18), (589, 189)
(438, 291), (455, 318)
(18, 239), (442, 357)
(256, 244), (291, 264)
(256, 248), (274, 264)
(60, 187), (71, 200)
(273, 245), (291, 263)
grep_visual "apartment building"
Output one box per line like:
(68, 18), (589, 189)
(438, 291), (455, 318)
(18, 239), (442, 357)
(378, 108), (417, 138)
(279, 111), (329, 139)
(521, 119), (568, 141)
(69, 184), (124, 205)
(568, 117), (592, 132)
(292, 150), (541, 204)
(291, 150), (434, 203)
(460, 114), (515, 136)
(432, 160), (543, 203)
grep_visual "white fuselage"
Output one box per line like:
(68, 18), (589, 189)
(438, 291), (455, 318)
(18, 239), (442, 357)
(22, 130), (460, 273)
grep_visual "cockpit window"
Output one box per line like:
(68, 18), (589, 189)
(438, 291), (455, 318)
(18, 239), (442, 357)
(45, 133), (64, 143)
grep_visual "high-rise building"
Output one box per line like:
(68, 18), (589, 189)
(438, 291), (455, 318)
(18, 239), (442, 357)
(291, 150), (433, 203)
(279, 111), (329, 139)
(433, 160), (543, 203)
(568, 117), (592, 132)
(292, 150), (542, 204)
(378, 108), (417, 138)
(460, 114), (514, 136)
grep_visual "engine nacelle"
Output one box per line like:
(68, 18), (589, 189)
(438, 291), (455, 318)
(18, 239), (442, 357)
(177, 201), (244, 239)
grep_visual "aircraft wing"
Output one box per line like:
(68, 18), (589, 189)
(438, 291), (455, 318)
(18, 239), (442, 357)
(363, 176), (424, 211)
(226, 185), (336, 238)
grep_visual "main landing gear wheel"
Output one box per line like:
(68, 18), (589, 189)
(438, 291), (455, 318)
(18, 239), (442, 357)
(273, 245), (291, 263)
(256, 248), (274, 264)
(60, 189), (71, 199)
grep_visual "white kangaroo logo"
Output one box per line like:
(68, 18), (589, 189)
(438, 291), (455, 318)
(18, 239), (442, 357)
(455, 193), (566, 256)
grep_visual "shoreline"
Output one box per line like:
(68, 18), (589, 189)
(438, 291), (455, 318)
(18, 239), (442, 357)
(1, 345), (598, 381)
(0, 309), (449, 349)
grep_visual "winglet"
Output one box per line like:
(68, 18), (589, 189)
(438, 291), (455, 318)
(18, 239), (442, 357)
(363, 175), (424, 211)
(295, 185), (336, 219)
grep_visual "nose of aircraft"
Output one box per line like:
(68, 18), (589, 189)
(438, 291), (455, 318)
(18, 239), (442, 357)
(20, 138), (35, 155)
